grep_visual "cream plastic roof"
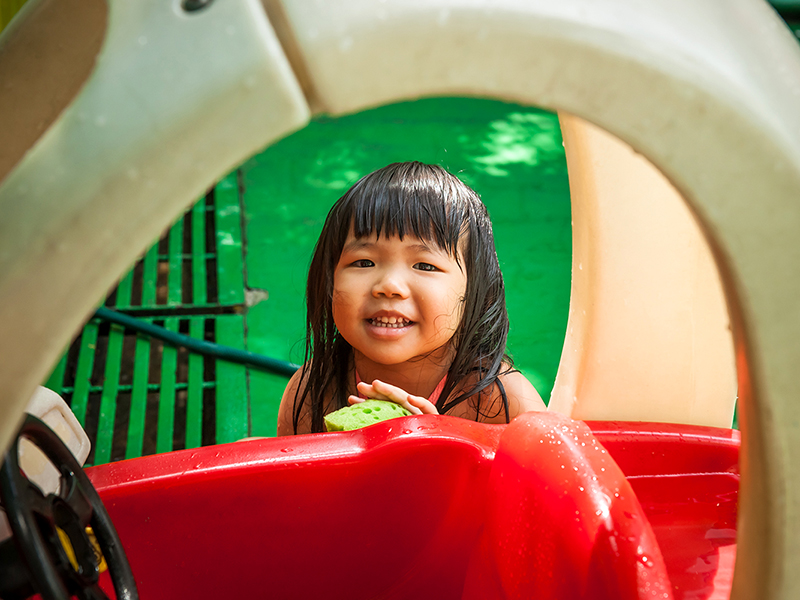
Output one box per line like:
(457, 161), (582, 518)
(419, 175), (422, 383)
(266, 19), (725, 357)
(1, 0), (800, 597)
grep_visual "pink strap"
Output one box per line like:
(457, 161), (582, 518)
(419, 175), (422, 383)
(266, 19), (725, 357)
(355, 370), (447, 404)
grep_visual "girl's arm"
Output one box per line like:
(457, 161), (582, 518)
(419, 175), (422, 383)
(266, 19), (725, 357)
(480, 370), (546, 424)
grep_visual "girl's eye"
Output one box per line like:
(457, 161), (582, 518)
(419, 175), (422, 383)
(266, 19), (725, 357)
(352, 259), (374, 268)
(414, 262), (438, 272)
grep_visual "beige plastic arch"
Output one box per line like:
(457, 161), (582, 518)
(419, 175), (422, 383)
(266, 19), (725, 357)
(2, 0), (800, 598)
(550, 113), (738, 427)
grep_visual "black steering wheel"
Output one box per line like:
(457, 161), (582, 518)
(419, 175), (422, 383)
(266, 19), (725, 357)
(0, 414), (138, 600)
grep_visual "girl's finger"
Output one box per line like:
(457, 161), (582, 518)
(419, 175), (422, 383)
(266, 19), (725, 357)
(356, 381), (382, 399)
(357, 380), (397, 402)
(370, 379), (409, 400)
(405, 394), (439, 415)
(370, 383), (423, 415)
(347, 395), (366, 405)
(371, 380), (437, 415)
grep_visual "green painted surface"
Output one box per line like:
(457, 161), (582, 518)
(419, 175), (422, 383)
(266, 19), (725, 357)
(246, 302), (291, 438)
(192, 202), (209, 306)
(167, 219), (184, 307)
(116, 271), (134, 309)
(156, 318), (179, 454)
(241, 97), (571, 434)
(141, 245), (159, 307)
(70, 322), (99, 427)
(185, 317), (205, 450)
(215, 175), (246, 306)
(94, 324), (124, 465)
(125, 335), (150, 460)
(215, 315), (249, 443)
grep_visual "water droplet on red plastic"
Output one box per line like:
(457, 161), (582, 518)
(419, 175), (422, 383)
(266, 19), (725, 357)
(639, 554), (654, 567)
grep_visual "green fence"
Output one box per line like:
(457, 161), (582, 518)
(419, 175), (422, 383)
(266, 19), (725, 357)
(44, 178), (252, 465)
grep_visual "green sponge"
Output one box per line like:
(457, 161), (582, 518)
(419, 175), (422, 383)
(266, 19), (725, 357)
(324, 400), (413, 432)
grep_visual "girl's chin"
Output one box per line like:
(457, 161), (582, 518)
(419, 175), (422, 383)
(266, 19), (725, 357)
(352, 344), (420, 367)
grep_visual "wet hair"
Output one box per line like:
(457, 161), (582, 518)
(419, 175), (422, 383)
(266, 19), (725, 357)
(293, 161), (513, 433)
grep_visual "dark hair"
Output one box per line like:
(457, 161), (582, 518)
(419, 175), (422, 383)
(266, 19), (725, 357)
(293, 161), (512, 433)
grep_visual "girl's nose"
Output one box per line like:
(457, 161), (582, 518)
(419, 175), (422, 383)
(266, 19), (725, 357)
(372, 269), (409, 298)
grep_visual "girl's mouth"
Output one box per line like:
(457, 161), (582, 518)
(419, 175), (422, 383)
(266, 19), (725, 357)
(367, 316), (413, 329)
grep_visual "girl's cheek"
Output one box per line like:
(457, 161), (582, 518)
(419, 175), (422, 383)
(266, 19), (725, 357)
(331, 293), (344, 325)
(331, 308), (347, 339)
(332, 289), (356, 309)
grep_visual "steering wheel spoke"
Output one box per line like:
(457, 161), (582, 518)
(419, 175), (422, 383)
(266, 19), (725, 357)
(59, 476), (96, 527)
(24, 480), (56, 522)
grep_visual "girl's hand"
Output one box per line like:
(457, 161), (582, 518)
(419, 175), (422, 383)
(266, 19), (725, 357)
(348, 379), (439, 415)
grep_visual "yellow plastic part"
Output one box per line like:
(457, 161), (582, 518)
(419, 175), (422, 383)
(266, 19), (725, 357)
(56, 525), (107, 574)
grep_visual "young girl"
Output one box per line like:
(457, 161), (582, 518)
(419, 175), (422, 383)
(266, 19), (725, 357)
(277, 162), (545, 436)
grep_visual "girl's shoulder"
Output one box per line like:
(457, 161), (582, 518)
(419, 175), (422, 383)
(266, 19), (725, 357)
(277, 368), (306, 436)
(277, 362), (347, 436)
(496, 369), (546, 419)
(446, 368), (546, 424)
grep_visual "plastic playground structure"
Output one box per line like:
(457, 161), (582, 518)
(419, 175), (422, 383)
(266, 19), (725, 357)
(1, 0), (800, 598)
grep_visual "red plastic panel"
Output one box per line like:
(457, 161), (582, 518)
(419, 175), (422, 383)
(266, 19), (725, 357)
(462, 412), (673, 600)
(589, 420), (739, 600)
(631, 473), (737, 600)
(587, 421), (740, 477)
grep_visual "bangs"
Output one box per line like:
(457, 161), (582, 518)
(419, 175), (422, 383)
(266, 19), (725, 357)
(343, 162), (474, 256)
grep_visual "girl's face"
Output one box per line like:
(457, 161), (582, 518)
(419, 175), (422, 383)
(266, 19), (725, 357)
(332, 231), (467, 367)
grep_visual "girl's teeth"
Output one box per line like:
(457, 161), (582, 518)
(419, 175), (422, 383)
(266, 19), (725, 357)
(371, 317), (410, 328)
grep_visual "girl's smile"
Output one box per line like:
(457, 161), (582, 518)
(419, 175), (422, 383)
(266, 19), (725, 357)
(332, 232), (467, 369)
(366, 312), (414, 337)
